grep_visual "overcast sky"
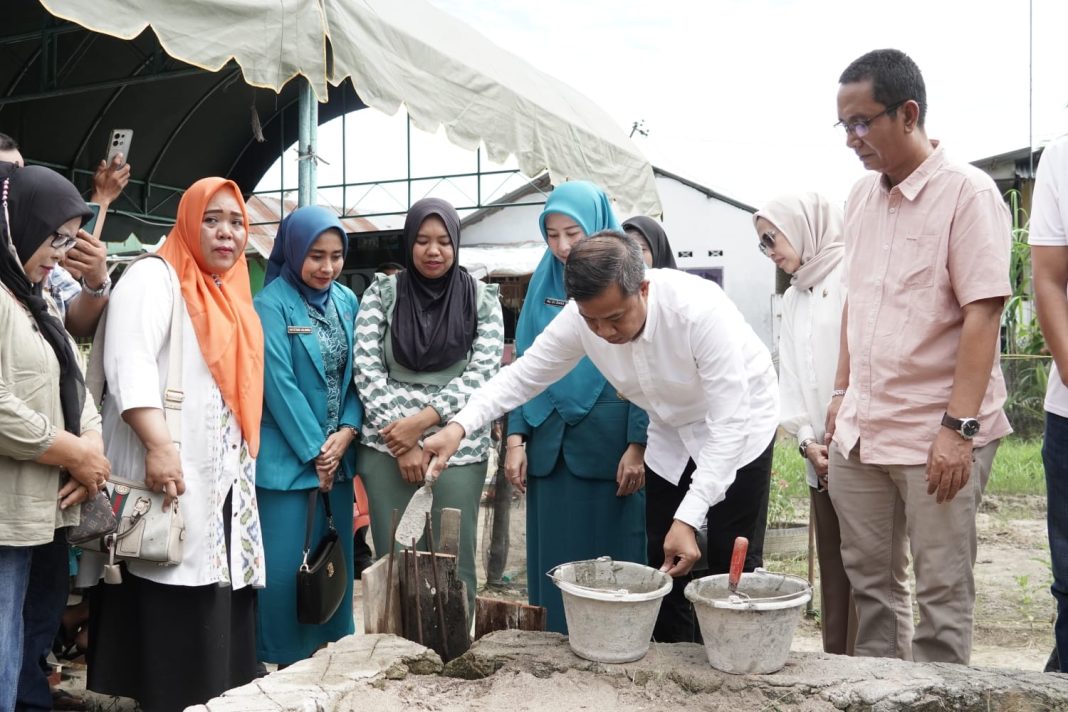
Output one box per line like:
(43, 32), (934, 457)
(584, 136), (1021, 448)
(258, 0), (1068, 217)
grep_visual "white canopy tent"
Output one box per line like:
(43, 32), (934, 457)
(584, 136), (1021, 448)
(40, 0), (662, 217)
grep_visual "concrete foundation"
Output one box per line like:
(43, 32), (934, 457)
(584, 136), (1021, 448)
(194, 631), (1068, 711)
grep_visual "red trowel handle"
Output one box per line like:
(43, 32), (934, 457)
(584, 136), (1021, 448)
(728, 536), (748, 592)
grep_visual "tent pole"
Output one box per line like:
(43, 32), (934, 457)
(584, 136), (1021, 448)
(297, 79), (317, 207)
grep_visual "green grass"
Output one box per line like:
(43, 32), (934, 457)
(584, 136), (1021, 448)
(771, 439), (809, 498)
(988, 438), (1044, 495)
(773, 435), (1044, 497)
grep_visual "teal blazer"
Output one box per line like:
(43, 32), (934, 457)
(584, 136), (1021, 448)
(508, 382), (648, 480)
(254, 278), (363, 491)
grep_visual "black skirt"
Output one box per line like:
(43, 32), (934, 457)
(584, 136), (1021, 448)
(86, 571), (258, 712)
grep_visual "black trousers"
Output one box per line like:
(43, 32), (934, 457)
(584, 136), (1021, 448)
(645, 437), (774, 643)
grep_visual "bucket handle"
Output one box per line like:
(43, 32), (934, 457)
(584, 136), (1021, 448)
(547, 556), (637, 597)
(546, 556), (615, 585)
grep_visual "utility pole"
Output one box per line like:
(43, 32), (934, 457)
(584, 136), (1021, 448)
(629, 119), (649, 139)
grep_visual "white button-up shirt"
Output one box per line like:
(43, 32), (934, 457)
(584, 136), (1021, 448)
(452, 269), (779, 528)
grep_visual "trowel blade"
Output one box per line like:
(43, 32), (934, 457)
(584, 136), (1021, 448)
(395, 483), (433, 546)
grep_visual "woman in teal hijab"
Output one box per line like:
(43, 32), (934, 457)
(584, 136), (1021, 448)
(253, 206), (363, 665)
(506, 181), (649, 633)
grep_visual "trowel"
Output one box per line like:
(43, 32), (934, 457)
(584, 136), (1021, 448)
(394, 456), (437, 546)
(728, 536), (748, 594)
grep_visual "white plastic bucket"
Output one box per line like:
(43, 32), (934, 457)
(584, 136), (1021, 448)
(684, 570), (811, 674)
(548, 557), (672, 663)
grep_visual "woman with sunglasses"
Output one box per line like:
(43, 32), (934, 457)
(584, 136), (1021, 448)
(754, 192), (873, 655)
(0, 165), (110, 712)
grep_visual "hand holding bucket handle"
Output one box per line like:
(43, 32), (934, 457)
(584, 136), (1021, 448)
(728, 536), (748, 594)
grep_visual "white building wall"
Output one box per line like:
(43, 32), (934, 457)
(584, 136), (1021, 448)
(653, 176), (776, 349)
(462, 204), (545, 246)
(460, 175), (777, 350)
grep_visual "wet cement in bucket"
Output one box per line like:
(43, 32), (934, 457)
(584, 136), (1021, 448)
(685, 571), (811, 674)
(549, 558), (672, 664)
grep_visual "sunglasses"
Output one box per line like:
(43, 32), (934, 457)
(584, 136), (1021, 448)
(758, 228), (777, 256)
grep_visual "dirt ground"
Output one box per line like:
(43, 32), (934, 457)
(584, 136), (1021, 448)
(470, 489), (1057, 672)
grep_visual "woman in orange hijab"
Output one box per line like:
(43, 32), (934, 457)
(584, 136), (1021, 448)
(86, 178), (267, 712)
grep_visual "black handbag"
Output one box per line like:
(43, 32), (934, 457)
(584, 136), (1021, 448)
(296, 490), (348, 625)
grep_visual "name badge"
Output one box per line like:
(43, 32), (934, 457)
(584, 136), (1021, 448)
(287, 326), (313, 335)
(544, 298), (567, 307)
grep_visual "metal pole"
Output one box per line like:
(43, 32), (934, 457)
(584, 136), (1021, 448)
(297, 79), (318, 207)
(406, 114), (412, 208)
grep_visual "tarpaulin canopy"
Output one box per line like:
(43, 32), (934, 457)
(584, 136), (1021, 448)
(26, 0), (661, 220)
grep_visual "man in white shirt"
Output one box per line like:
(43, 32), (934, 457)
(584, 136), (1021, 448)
(1029, 133), (1068, 673)
(423, 231), (779, 641)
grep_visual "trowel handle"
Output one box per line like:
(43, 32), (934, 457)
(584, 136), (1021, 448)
(424, 455), (438, 485)
(728, 536), (748, 591)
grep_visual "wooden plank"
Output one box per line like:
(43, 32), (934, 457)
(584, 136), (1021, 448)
(400, 550), (470, 661)
(438, 507), (461, 557)
(474, 597), (547, 640)
(361, 555), (401, 634)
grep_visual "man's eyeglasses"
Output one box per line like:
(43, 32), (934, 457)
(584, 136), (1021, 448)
(834, 100), (906, 138)
(50, 231), (78, 251)
(758, 228), (777, 256)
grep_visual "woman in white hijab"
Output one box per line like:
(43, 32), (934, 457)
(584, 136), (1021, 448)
(755, 192), (905, 656)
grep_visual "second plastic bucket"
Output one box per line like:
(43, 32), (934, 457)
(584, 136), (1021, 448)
(684, 570), (811, 674)
(548, 557), (672, 663)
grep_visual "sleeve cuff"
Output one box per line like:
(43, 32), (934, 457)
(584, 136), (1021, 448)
(674, 492), (711, 530)
(506, 409), (531, 437)
(796, 424), (815, 445)
(451, 411), (480, 440)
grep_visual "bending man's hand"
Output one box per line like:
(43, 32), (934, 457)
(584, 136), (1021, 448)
(661, 520), (700, 577)
(422, 422), (465, 479)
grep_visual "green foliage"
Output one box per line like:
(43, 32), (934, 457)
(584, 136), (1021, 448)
(777, 436), (1043, 497)
(1001, 189), (1052, 438)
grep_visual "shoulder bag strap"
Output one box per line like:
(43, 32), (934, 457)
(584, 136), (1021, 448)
(301, 489), (317, 568)
(158, 256), (184, 450)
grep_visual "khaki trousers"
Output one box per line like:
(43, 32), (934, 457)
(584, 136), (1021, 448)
(828, 440), (998, 664)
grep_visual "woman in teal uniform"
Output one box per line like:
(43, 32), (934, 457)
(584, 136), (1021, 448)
(253, 206), (362, 665)
(505, 181), (648, 633)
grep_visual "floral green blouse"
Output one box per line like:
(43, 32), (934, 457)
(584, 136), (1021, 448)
(306, 297), (347, 434)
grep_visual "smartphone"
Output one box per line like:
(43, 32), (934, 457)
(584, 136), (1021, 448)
(106, 129), (133, 166)
(82, 202), (101, 235)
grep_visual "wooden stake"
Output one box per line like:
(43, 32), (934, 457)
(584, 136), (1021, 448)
(426, 511), (449, 661)
(411, 537), (423, 645)
(384, 508), (399, 632)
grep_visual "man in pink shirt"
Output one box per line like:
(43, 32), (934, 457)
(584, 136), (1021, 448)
(824, 49), (1012, 664)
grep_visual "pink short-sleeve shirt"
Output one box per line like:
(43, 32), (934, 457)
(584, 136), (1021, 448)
(833, 144), (1013, 465)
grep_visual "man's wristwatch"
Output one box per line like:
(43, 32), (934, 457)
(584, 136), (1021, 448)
(798, 438), (816, 458)
(82, 276), (111, 298)
(941, 412), (980, 440)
